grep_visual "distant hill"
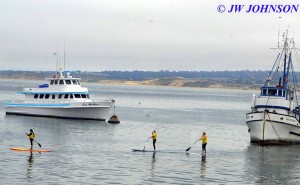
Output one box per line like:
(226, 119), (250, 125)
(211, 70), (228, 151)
(0, 70), (276, 89)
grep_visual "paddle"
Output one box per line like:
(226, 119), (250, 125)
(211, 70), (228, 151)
(34, 139), (42, 148)
(186, 140), (199, 152)
(25, 133), (42, 148)
(143, 138), (150, 151)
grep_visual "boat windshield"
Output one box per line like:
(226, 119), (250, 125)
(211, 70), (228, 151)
(50, 79), (81, 85)
(261, 88), (286, 97)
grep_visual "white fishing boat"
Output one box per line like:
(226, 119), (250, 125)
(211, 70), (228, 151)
(246, 31), (300, 144)
(4, 68), (114, 121)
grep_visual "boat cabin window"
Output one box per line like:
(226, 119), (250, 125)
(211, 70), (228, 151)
(72, 80), (77, 85)
(59, 80), (64, 85)
(74, 94), (81, 98)
(54, 80), (58, 85)
(50, 80), (54, 85)
(261, 88), (286, 97)
(65, 80), (71, 85)
(32, 93), (89, 99)
(262, 89), (267, 96)
(279, 90), (286, 97)
(268, 89), (277, 96)
(77, 81), (80, 85)
(278, 90), (282, 96)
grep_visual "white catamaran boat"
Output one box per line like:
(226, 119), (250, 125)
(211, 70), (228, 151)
(4, 69), (114, 121)
(246, 31), (300, 144)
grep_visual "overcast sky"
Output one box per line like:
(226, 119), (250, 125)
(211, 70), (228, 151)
(1, 0), (300, 71)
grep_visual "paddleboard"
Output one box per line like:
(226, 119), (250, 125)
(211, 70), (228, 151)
(185, 152), (199, 155)
(10, 148), (52, 152)
(132, 149), (191, 154)
(132, 149), (157, 152)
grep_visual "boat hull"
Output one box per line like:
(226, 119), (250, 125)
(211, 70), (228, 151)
(246, 111), (300, 144)
(5, 102), (113, 121)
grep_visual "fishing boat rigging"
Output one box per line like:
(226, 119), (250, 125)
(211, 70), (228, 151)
(246, 30), (300, 144)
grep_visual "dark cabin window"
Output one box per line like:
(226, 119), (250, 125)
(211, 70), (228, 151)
(58, 94), (63, 99)
(39, 94), (44, 99)
(87, 95), (90, 99)
(54, 80), (58, 85)
(77, 81), (80, 85)
(52, 94), (55, 99)
(72, 80), (77, 85)
(74, 94), (81, 98)
(278, 90), (282, 96)
(64, 94), (69, 99)
(66, 80), (71, 85)
(45, 94), (50, 99)
(34, 94), (38, 99)
(70, 94), (74, 99)
(81, 94), (87, 98)
(59, 80), (64, 85)
(262, 89), (267, 96)
(269, 89), (276, 95)
(50, 80), (54, 85)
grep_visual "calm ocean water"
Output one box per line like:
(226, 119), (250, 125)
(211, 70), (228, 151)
(1, 79), (300, 184)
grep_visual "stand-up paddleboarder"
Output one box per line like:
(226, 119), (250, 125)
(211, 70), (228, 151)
(199, 132), (207, 158)
(26, 129), (35, 150)
(150, 130), (157, 151)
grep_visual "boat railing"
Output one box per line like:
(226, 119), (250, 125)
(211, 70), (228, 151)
(19, 83), (84, 91)
(5, 99), (113, 104)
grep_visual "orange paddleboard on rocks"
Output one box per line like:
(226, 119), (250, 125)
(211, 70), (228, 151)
(10, 147), (52, 152)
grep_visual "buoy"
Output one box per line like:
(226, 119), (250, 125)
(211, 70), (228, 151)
(108, 100), (120, 124)
(108, 114), (120, 124)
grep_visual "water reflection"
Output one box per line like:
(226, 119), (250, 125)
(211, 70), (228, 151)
(200, 158), (206, 178)
(201, 150), (206, 162)
(245, 144), (300, 184)
(27, 152), (34, 180)
(150, 152), (156, 178)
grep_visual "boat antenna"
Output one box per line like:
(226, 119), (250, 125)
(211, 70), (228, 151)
(278, 17), (282, 48)
(64, 36), (66, 73)
(56, 39), (59, 72)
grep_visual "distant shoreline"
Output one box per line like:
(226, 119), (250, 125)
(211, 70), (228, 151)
(0, 70), (267, 90)
(0, 77), (259, 90)
(91, 79), (259, 90)
(0, 76), (261, 90)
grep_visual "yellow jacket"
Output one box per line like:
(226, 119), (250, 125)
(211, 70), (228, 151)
(152, 132), (157, 140)
(199, 135), (207, 144)
(28, 132), (35, 139)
